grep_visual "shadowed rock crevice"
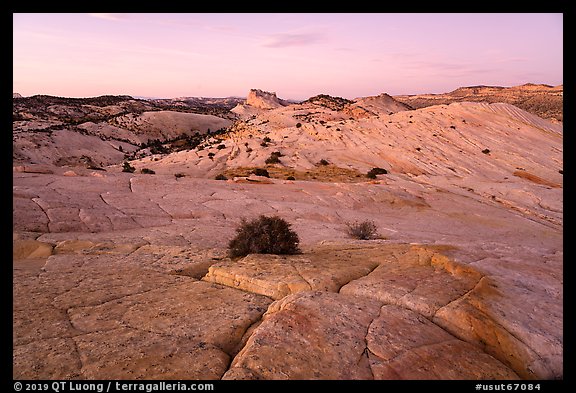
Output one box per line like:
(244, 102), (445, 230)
(29, 198), (51, 232)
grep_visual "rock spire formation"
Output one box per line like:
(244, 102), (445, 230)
(245, 89), (287, 109)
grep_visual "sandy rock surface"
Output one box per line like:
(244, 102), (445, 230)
(13, 169), (562, 380)
(14, 247), (272, 379)
(13, 92), (562, 380)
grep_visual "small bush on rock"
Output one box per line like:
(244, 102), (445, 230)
(346, 220), (379, 240)
(228, 215), (300, 258)
(366, 167), (388, 178)
(265, 151), (282, 164)
(122, 162), (135, 173)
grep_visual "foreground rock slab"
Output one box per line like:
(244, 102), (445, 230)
(202, 246), (384, 299)
(223, 291), (381, 379)
(367, 304), (519, 379)
(13, 169), (562, 379)
(13, 249), (273, 379)
(339, 245), (482, 317)
(224, 291), (518, 380)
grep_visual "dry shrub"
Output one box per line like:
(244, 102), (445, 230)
(346, 220), (379, 240)
(122, 162), (135, 173)
(265, 152), (282, 164)
(366, 167), (388, 178)
(228, 215), (300, 258)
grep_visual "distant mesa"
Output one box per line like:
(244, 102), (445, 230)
(13, 93), (23, 99)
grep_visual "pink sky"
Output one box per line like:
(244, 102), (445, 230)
(13, 13), (563, 100)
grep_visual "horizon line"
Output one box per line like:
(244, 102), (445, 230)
(13, 81), (563, 101)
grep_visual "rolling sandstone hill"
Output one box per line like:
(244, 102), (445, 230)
(13, 87), (563, 380)
(394, 83), (563, 122)
(13, 94), (234, 168)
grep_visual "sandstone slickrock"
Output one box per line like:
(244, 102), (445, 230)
(348, 93), (412, 117)
(66, 280), (271, 379)
(74, 327), (230, 380)
(224, 292), (518, 380)
(339, 245), (482, 318)
(13, 246), (273, 379)
(13, 87), (562, 380)
(223, 291), (381, 379)
(433, 276), (562, 380)
(13, 338), (82, 379)
(366, 304), (519, 380)
(13, 168), (562, 379)
(394, 83), (563, 122)
(202, 251), (380, 300)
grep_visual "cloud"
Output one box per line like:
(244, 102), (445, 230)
(88, 13), (131, 22)
(262, 32), (323, 48)
(385, 55), (496, 78)
(411, 61), (496, 78)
